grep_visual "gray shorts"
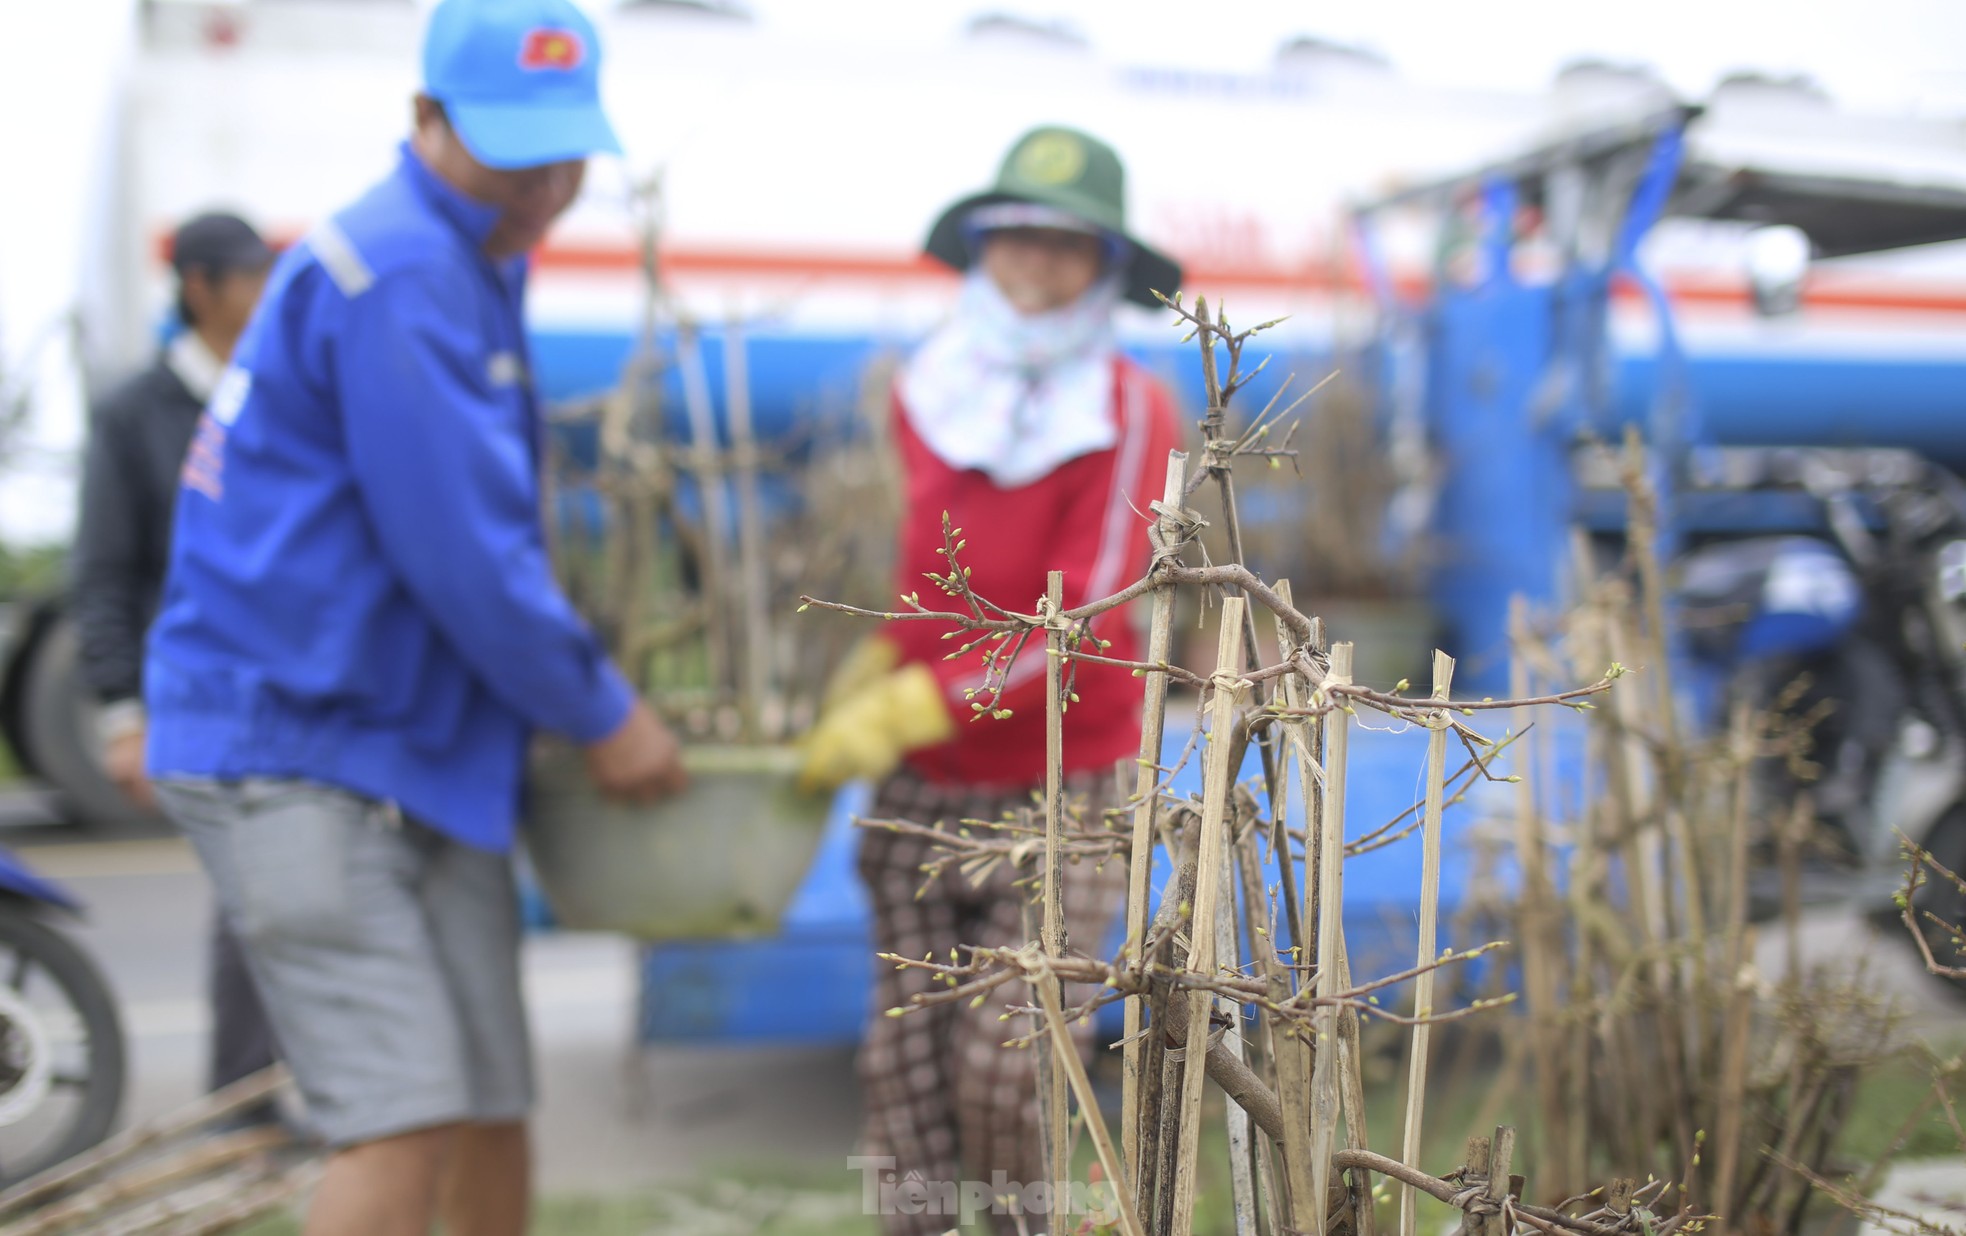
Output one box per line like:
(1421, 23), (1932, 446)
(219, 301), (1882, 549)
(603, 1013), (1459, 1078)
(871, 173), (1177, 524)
(157, 777), (533, 1147)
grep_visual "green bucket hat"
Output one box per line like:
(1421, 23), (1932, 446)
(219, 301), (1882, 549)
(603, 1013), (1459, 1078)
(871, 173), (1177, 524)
(924, 125), (1183, 310)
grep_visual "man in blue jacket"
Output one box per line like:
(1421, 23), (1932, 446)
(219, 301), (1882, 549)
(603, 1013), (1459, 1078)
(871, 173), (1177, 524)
(144, 2), (684, 1232)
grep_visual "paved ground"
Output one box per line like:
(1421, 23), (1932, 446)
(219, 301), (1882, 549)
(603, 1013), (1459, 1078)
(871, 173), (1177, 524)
(0, 795), (864, 1196)
(0, 786), (1957, 1220)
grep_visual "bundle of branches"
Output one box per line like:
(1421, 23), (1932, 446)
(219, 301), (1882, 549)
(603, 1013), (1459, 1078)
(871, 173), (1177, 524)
(805, 299), (1694, 1236)
(1782, 1045), (1963, 1236)
(1484, 434), (1920, 1233)
(1900, 840), (1966, 983)
(546, 174), (895, 744)
(1780, 849), (1966, 1236)
(1223, 371), (1432, 603)
(0, 1068), (313, 1236)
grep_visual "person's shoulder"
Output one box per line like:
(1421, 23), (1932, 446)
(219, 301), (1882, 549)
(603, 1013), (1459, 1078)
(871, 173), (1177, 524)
(298, 169), (475, 306)
(88, 359), (176, 431)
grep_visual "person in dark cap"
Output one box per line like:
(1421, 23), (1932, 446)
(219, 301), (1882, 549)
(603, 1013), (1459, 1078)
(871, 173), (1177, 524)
(71, 209), (276, 1103)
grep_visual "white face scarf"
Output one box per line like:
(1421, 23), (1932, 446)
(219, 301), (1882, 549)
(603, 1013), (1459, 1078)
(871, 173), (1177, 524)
(899, 266), (1122, 489)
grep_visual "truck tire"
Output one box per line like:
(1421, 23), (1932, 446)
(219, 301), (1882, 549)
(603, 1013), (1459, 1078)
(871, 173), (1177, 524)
(16, 617), (158, 833)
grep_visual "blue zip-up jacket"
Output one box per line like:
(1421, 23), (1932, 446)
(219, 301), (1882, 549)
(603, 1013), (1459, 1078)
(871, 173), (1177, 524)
(145, 145), (635, 851)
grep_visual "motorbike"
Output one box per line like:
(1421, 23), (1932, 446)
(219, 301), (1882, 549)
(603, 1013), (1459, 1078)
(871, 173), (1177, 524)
(0, 847), (126, 1185)
(1675, 447), (1966, 995)
(0, 599), (130, 1182)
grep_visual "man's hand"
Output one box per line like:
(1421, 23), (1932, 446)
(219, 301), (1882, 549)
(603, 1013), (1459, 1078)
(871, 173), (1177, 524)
(104, 727), (156, 812)
(584, 700), (688, 805)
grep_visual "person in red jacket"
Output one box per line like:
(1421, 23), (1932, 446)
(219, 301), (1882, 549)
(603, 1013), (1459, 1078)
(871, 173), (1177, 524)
(800, 125), (1182, 1236)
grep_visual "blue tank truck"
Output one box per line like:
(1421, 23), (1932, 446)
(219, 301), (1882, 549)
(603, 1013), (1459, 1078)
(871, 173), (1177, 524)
(7, 101), (1965, 1046)
(588, 101), (1966, 1042)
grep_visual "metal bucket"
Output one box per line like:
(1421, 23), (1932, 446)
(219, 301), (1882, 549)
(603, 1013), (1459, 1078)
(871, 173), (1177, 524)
(522, 741), (831, 941)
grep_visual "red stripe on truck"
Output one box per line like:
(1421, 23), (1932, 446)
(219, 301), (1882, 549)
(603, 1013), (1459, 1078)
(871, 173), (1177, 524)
(154, 230), (1966, 315)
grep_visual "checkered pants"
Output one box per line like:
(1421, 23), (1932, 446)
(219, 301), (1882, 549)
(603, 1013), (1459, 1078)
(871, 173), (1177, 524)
(856, 766), (1129, 1236)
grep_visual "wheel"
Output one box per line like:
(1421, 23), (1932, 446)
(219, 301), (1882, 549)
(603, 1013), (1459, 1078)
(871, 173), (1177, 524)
(17, 616), (159, 832)
(0, 905), (126, 1184)
(1907, 806), (1966, 1003)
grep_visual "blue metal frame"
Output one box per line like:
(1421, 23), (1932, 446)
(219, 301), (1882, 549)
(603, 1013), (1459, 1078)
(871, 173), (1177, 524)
(0, 850), (81, 915)
(1352, 117), (1694, 692)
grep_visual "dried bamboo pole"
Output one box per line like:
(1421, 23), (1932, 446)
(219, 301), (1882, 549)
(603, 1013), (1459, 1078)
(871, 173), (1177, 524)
(1269, 583), (1318, 1232)
(674, 320), (734, 703)
(1218, 854), (1260, 1236)
(0, 1066), (292, 1220)
(1601, 603), (1695, 1174)
(0, 1127), (290, 1236)
(1231, 827), (1290, 1236)
(1043, 568), (1071, 1200)
(1623, 433), (1709, 1095)
(152, 1160), (323, 1236)
(1191, 294), (1303, 966)
(1710, 947), (1756, 1231)
(1171, 596), (1250, 1236)
(1508, 595), (1572, 1195)
(1398, 650), (1456, 1236)
(1032, 958), (1149, 1236)
(1020, 889), (1062, 1204)
(1320, 642), (1368, 1236)
(69, 1172), (257, 1236)
(1562, 535), (1604, 1195)
(721, 317), (778, 740)
(1708, 705), (1757, 1225)
(1229, 814), (1282, 1236)
(1125, 449), (1189, 1196)
(1480, 1126), (1518, 1236)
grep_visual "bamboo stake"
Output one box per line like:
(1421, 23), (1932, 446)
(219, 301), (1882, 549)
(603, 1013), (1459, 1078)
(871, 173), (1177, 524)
(1319, 642), (1363, 1236)
(1624, 432), (1709, 1094)
(1192, 294), (1302, 965)
(721, 317), (778, 739)
(1229, 815), (1280, 1236)
(0, 1127), (290, 1236)
(1043, 568), (1071, 1201)
(674, 320), (735, 704)
(1215, 852), (1259, 1236)
(1710, 948), (1756, 1230)
(1481, 1126), (1517, 1236)
(1562, 535), (1602, 1196)
(154, 1160), (323, 1236)
(1508, 596), (1570, 1195)
(1126, 449), (1188, 1197)
(1398, 650), (1456, 1236)
(1033, 957), (1149, 1236)
(1021, 888), (1061, 1204)
(1171, 596), (1250, 1236)
(1603, 602), (1696, 1177)
(69, 1171), (260, 1236)
(1334, 937), (1376, 1236)
(0, 1067), (292, 1219)
(1270, 583), (1318, 1232)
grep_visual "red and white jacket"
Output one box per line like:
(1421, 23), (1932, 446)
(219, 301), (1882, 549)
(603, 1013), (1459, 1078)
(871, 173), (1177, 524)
(883, 356), (1183, 787)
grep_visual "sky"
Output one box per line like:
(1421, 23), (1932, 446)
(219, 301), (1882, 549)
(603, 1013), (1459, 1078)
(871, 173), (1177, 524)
(746, 0), (1966, 116)
(3, 0), (1966, 546)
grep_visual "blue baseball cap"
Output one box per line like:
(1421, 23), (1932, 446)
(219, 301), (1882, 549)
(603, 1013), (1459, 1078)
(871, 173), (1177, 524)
(422, 0), (623, 170)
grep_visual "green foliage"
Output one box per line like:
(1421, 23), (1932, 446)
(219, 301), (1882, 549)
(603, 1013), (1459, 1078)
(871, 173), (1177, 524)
(0, 543), (65, 598)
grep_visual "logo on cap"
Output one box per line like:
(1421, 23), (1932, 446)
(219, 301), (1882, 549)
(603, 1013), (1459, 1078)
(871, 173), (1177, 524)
(1014, 132), (1085, 187)
(519, 27), (585, 71)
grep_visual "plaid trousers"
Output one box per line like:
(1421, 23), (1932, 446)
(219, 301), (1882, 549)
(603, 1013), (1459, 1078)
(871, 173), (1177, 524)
(856, 765), (1129, 1236)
